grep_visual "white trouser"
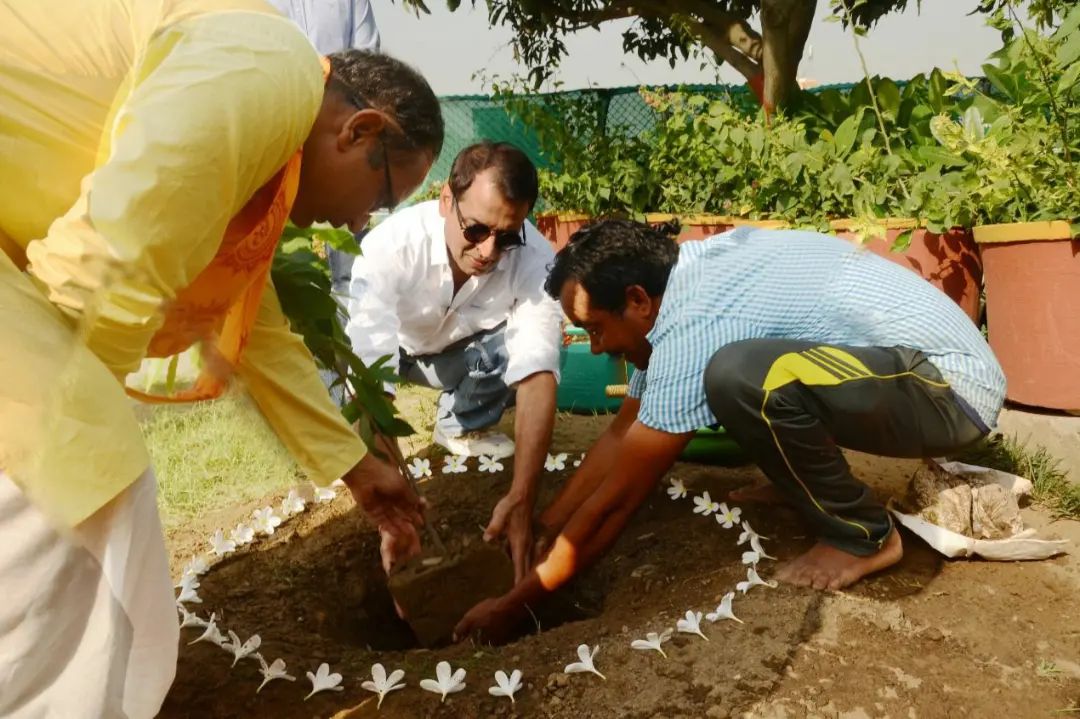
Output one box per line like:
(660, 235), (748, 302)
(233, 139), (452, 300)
(0, 469), (178, 718)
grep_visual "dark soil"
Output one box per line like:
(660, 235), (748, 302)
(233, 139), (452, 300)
(388, 538), (515, 647)
(159, 413), (1080, 719)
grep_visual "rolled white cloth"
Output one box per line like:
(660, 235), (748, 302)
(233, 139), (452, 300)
(0, 468), (178, 718)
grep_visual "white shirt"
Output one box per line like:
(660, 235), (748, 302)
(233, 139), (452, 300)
(345, 201), (564, 391)
(268, 0), (380, 54)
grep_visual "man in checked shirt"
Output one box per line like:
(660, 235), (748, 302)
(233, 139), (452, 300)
(455, 218), (1005, 643)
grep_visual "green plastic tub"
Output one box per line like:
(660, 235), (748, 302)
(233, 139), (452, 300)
(556, 328), (628, 414)
(556, 329), (748, 466)
(681, 426), (747, 466)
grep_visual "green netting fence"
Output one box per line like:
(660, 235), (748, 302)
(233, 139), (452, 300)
(424, 80), (869, 188)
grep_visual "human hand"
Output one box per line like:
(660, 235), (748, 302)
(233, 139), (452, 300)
(343, 453), (424, 572)
(484, 491), (534, 582)
(453, 595), (525, 645)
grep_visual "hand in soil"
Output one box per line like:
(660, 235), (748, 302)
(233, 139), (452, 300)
(379, 523), (421, 574)
(484, 491), (535, 582)
(775, 529), (904, 590)
(453, 595), (524, 645)
(343, 453), (425, 571)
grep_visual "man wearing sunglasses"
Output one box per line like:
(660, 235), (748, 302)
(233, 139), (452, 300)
(345, 141), (563, 580)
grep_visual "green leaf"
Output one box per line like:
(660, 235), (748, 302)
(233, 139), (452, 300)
(929, 69), (947, 113)
(891, 229), (914, 253)
(876, 78), (901, 119)
(315, 227), (362, 255)
(1058, 61), (1080, 95)
(833, 108), (863, 157)
(962, 106), (985, 142)
(916, 145), (966, 168)
(981, 64), (1016, 102)
(1057, 17), (1080, 66)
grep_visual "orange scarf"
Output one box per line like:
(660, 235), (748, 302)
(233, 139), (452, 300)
(126, 151), (301, 403)
(126, 58), (331, 404)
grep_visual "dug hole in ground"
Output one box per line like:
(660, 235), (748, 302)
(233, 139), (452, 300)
(157, 387), (1080, 718)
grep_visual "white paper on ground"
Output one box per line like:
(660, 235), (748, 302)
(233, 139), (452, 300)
(889, 504), (1068, 560)
(893, 460), (1068, 561)
(931, 459), (1034, 497)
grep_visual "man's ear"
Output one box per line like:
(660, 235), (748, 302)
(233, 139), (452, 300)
(338, 108), (387, 150)
(438, 182), (453, 217)
(624, 285), (655, 319)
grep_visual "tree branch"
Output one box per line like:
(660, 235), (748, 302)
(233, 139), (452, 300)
(697, 5), (763, 62)
(682, 17), (762, 80)
(760, 0), (817, 109)
(539, 0), (640, 31)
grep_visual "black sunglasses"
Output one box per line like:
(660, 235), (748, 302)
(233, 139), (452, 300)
(331, 74), (397, 213)
(452, 197), (526, 251)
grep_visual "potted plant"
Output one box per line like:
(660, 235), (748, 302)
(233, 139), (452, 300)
(925, 7), (1080, 410)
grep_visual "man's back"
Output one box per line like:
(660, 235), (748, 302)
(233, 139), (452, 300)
(267, 0), (380, 53)
(636, 227), (1005, 432)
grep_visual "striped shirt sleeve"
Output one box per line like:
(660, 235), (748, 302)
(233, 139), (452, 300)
(627, 367), (648, 399)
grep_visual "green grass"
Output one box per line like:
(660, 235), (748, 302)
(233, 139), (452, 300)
(142, 384), (443, 529)
(141, 392), (301, 530)
(952, 433), (1080, 521)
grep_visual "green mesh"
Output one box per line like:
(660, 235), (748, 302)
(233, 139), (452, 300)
(422, 81), (865, 189)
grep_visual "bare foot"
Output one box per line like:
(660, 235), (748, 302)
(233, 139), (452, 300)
(728, 482), (790, 505)
(775, 530), (903, 590)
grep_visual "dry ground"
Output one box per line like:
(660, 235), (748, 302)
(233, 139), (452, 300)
(156, 395), (1080, 719)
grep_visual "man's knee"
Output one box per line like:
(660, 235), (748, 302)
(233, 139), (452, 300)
(467, 327), (510, 378)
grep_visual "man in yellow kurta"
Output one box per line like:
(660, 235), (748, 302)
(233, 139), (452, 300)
(0, 1), (443, 716)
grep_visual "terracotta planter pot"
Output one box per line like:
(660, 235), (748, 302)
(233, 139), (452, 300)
(973, 221), (1080, 411)
(534, 212), (591, 253)
(644, 213), (737, 243)
(831, 219), (983, 324)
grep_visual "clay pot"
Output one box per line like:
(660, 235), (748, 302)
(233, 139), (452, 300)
(973, 221), (1080, 411)
(535, 212), (591, 253)
(830, 219), (983, 324)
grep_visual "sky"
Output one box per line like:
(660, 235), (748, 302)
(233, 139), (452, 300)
(371, 0), (1005, 96)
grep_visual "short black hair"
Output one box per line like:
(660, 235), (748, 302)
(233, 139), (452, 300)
(448, 142), (539, 211)
(545, 219), (679, 313)
(327, 50), (444, 156)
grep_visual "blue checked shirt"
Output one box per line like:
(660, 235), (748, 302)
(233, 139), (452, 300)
(628, 228), (1005, 433)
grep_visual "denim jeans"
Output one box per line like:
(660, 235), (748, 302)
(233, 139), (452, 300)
(399, 323), (512, 436)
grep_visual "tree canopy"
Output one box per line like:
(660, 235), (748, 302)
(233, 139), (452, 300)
(399, 0), (918, 109)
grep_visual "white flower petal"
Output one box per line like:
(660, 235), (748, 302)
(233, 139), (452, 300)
(304, 663), (344, 700)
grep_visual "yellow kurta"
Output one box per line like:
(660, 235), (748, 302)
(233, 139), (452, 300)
(0, 0), (367, 527)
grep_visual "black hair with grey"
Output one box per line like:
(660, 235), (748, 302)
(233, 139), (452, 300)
(448, 141), (539, 211)
(545, 219), (679, 313)
(327, 49), (444, 156)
